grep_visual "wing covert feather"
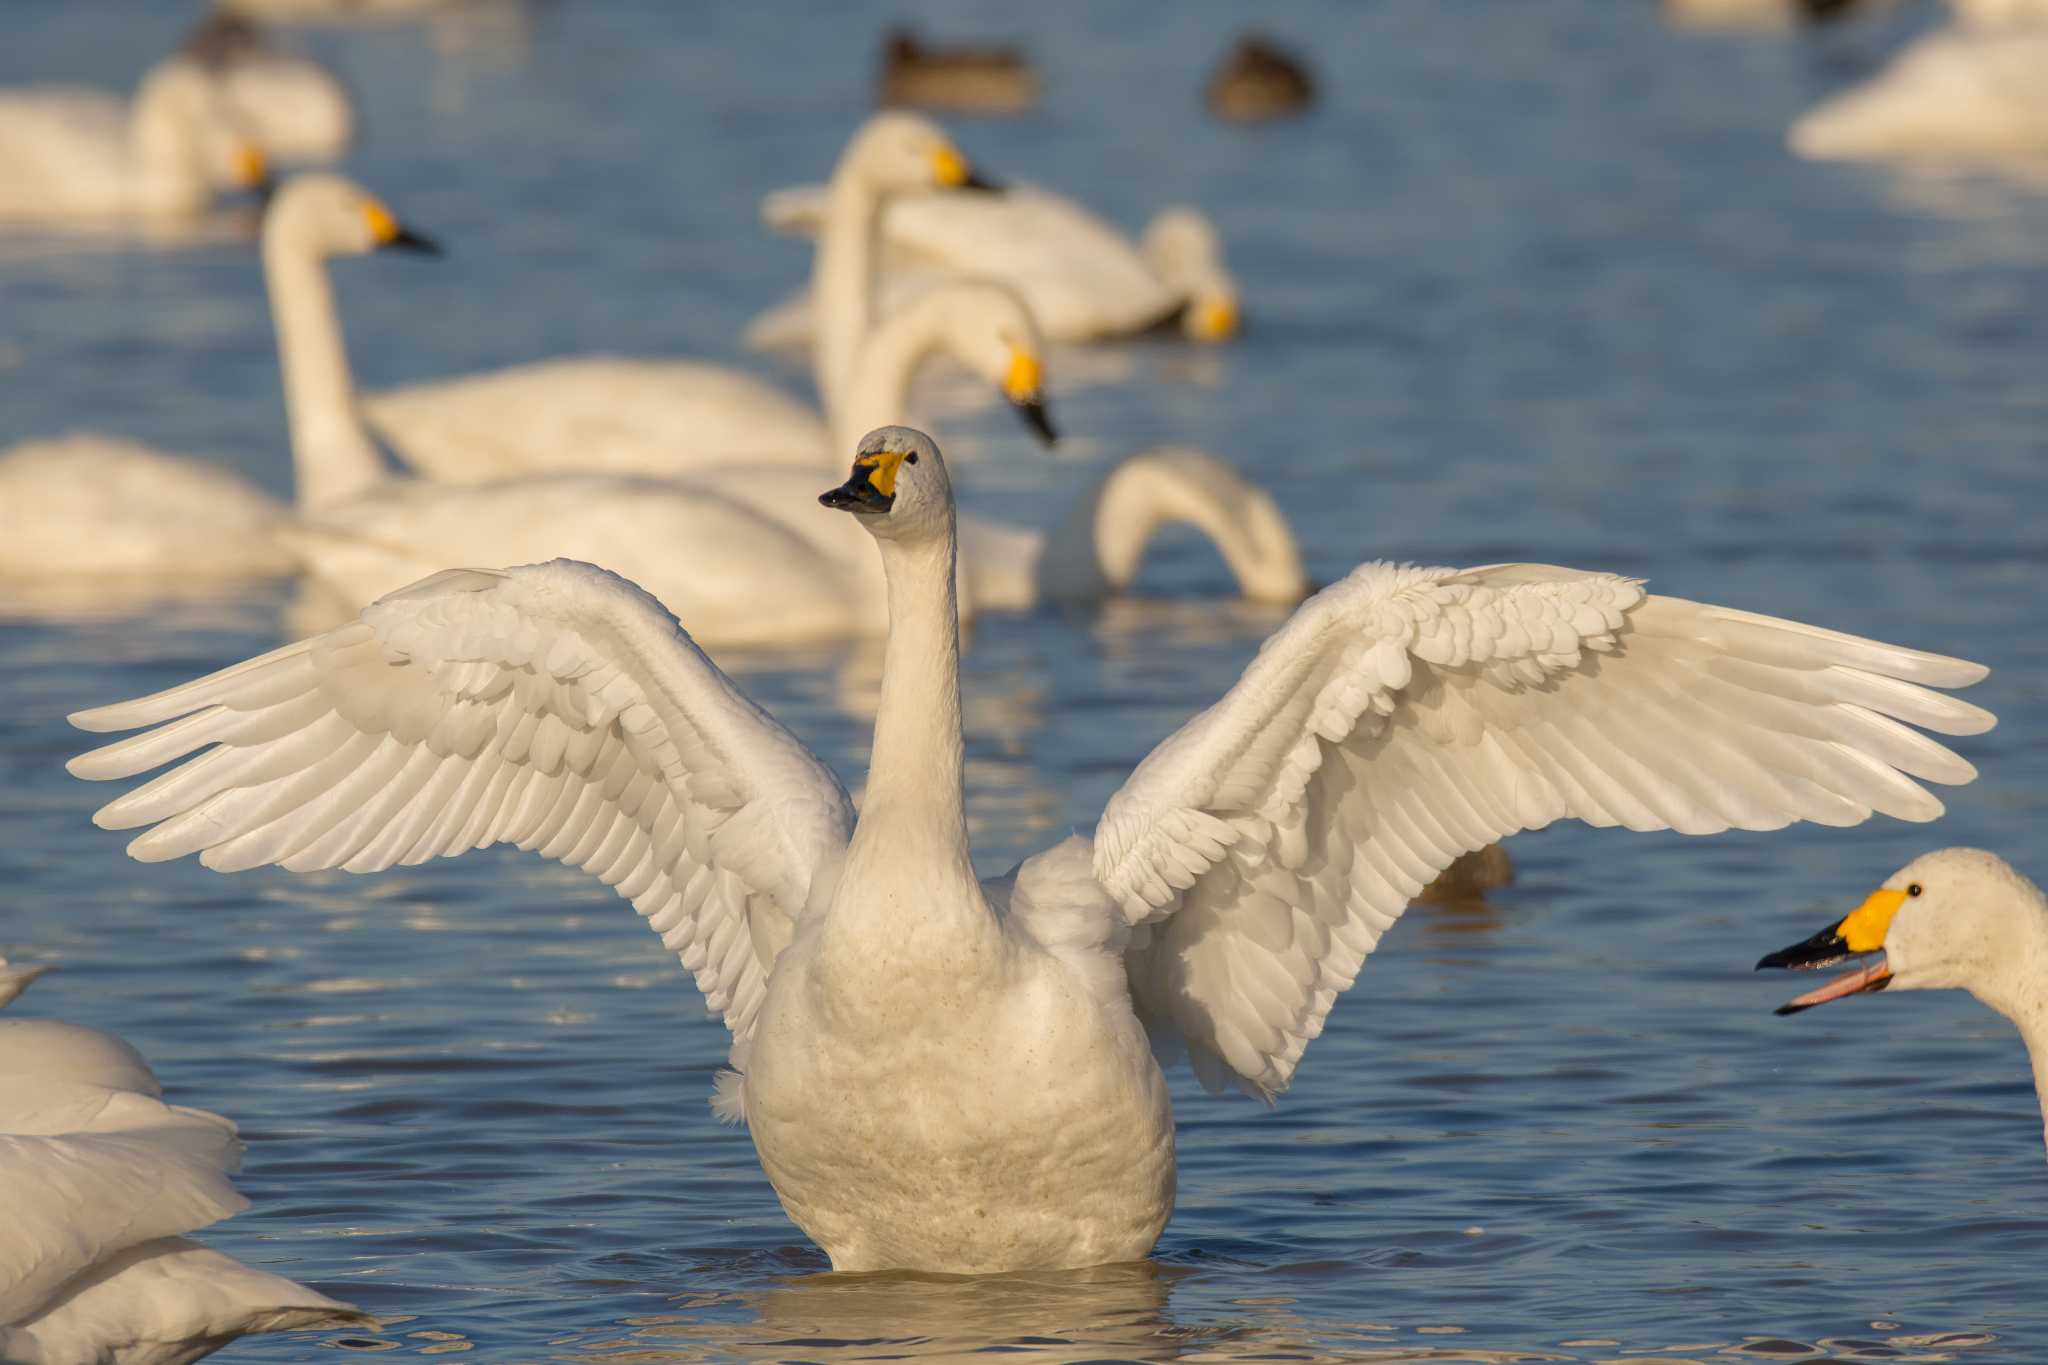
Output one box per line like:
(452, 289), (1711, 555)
(69, 561), (854, 1048)
(1094, 562), (1992, 1099)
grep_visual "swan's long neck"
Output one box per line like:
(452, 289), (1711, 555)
(264, 234), (389, 510)
(1033, 455), (1299, 603)
(127, 67), (208, 212)
(834, 516), (982, 949)
(1960, 891), (2048, 1155)
(829, 295), (946, 455)
(811, 172), (882, 421)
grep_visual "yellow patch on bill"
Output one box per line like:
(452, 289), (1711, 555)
(1837, 887), (1908, 953)
(363, 200), (399, 245)
(1002, 348), (1043, 402)
(930, 145), (970, 187)
(856, 449), (910, 498)
(234, 142), (268, 188)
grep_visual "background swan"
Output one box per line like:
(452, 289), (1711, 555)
(69, 426), (1993, 1272)
(287, 447), (1300, 645)
(1790, 25), (2048, 160)
(361, 113), (997, 484)
(177, 12), (355, 163)
(368, 279), (1053, 483)
(744, 187), (1241, 348)
(0, 60), (267, 223)
(1760, 849), (2048, 1155)
(0, 960), (364, 1363)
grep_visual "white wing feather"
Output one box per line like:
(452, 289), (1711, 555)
(1093, 562), (1993, 1099)
(67, 560), (854, 1050)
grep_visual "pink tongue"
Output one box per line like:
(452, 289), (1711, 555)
(1786, 957), (1890, 1009)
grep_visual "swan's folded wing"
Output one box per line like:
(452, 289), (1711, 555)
(69, 560), (854, 1047)
(0, 1132), (246, 1325)
(1093, 561), (1993, 1099)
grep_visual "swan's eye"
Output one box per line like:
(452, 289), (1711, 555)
(905, 452), (918, 465)
(1907, 883), (1922, 897)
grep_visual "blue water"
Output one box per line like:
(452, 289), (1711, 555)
(4, 1), (2048, 1360)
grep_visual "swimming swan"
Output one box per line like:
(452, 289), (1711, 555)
(286, 446), (1299, 645)
(1789, 25), (2048, 161)
(362, 112), (1000, 483)
(366, 277), (1054, 484)
(69, 425), (1995, 1272)
(0, 960), (365, 1363)
(0, 174), (430, 595)
(1760, 848), (2048, 1155)
(177, 13), (354, 163)
(745, 188), (1240, 348)
(0, 59), (268, 224)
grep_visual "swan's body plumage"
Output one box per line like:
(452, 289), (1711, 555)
(0, 963), (363, 1364)
(0, 434), (295, 586)
(1790, 25), (2048, 160)
(746, 187), (1239, 349)
(0, 62), (262, 224)
(70, 427), (1994, 1272)
(1763, 849), (2048, 1156)
(364, 113), (994, 484)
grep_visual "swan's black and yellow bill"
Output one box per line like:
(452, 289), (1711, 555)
(931, 143), (1002, 193)
(1758, 887), (1905, 1015)
(364, 200), (442, 256)
(821, 449), (908, 515)
(1002, 348), (1056, 446)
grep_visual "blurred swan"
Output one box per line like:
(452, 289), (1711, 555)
(177, 12), (354, 162)
(0, 60), (268, 223)
(287, 446), (1301, 645)
(0, 174), (429, 598)
(1205, 34), (1316, 123)
(878, 27), (1038, 115)
(745, 188), (1240, 348)
(1761, 849), (2048, 1155)
(70, 424), (1993, 1272)
(362, 114), (996, 483)
(1790, 25), (2048, 160)
(369, 279), (1053, 483)
(0, 959), (365, 1363)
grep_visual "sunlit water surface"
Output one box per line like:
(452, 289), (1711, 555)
(3, 1), (2047, 1361)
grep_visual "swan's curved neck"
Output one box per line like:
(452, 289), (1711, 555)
(1035, 459), (1252, 601)
(829, 296), (947, 455)
(811, 171), (882, 420)
(264, 235), (388, 509)
(127, 69), (207, 210)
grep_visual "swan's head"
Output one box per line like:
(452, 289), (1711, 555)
(820, 426), (953, 543)
(841, 112), (999, 195)
(133, 58), (271, 195)
(928, 282), (1056, 446)
(1143, 207), (1240, 343)
(1760, 849), (2047, 1018)
(263, 173), (439, 260)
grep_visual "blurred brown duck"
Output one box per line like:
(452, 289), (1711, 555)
(878, 27), (1038, 116)
(1206, 33), (1315, 122)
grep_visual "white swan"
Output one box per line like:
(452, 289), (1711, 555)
(176, 13), (354, 163)
(1790, 25), (2048, 161)
(1760, 849), (2048, 1154)
(287, 447), (1302, 645)
(0, 960), (365, 1364)
(69, 424), (1995, 1273)
(0, 60), (268, 224)
(361, 113), (999, 484)
(365, 278), (1053, 484)
(0, 175), (431, 597)
(743, 188), (1240, 349)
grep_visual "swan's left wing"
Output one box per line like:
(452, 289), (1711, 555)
(1092, 562), (1993, 1099)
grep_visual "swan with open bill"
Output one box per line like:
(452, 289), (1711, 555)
(70, 426), (1994, 1273)
(365, 112), (1004, 483)
(0, 959), (366, 1363)
(1760, 849), (2048, 1155)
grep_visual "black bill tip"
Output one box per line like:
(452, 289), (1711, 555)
(1755, 926), (1852, 973)
(961, 169), (1004, 193)
(386, 226), (443, 256)
(1013, 395), (1057, 446)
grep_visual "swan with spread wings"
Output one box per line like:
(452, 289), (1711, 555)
(70, 426), (1994, 1273)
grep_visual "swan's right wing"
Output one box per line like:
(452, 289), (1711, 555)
(69, 560), (854, 1047)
